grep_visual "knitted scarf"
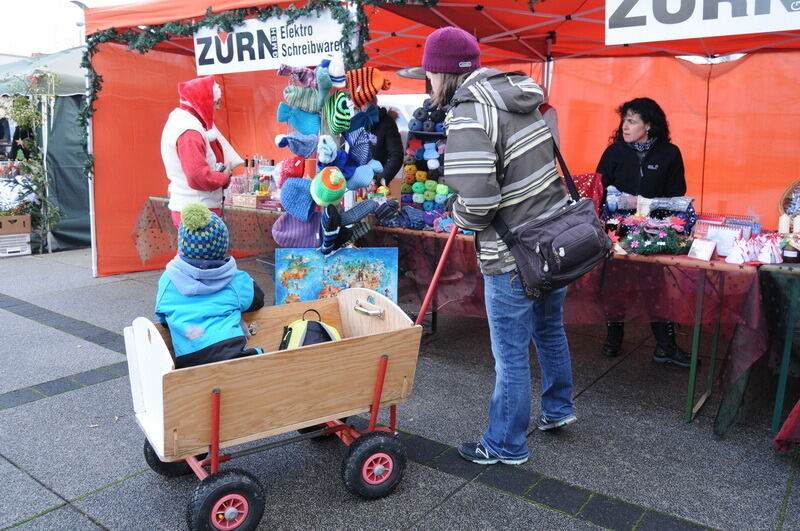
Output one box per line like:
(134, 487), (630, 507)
(630, 137), (657, 152)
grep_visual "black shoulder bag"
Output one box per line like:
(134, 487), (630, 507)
(490, 142), (612, 299)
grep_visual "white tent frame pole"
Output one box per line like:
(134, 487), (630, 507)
(85, 68), (97, 277)
(40, 92), (54, 254)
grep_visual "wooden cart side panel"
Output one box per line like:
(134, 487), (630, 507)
(335, 288), (414, 338)
(161, 326), (422, 459)
(129, 317), (174, 455)
(124, 326), (145, 416)
(243, 297), (343, 352)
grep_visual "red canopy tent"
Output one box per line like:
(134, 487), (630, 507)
(83, 0), (800, 276)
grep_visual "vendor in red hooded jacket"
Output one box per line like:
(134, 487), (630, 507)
(160, 76), (244, 227)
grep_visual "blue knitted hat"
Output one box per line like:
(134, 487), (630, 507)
(275, 132), (318, 158)
(280, 177), (315, 222)
(347, 160), (383, 191)
(178, 203), (229, 260)
(344, 127), (377, 166)
(277, 102), (321, 136)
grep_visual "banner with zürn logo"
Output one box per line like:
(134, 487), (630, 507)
(606, 0), (800, 45)
(194, 9), (351, 75)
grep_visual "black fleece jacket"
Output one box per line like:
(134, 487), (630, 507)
(596, 141), (686, 198)
(371, 107), (403, 185)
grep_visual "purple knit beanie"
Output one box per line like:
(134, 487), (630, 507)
(422, 27), (481, 74)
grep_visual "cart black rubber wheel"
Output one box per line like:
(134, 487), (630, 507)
(297, 417), (349, 439)
(143, 439), (208, 477)
(186, 469), (265, 531)
(341, 432), (406, 498)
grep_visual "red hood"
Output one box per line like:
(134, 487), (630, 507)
(178, 76), (216, 130)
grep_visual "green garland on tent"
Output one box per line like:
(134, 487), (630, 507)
(76, 0), (443, 181)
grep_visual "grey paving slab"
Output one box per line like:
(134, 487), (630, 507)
(528, 387), (791, 530)
(525, 477), (592, 516)
(0, 253), (119, 298)
(578, 493), (645, 530)
(474, 462), (540, 496)
(13, 505), (102, 530)
(0, 379), (146, 501)
(637, 511), (708, 531)
(75, 446), (465, 530)
(32, 377), (83, 397)
(574, 343), (721, 421)
(26, 278), (156, 337)
(782, 450), (800, 531)
(0, 310), (125, 394)
(412, 481), (602, 530)
(0, 388), (44, 409)
(0, 455), (64, 529)
(391, 354), (497, 448)
(71, 368), (120, 386)
(28, 247), (93, 268)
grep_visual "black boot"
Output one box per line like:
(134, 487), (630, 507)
(650, 322), (693, 368)
(600, 322), (624, 357)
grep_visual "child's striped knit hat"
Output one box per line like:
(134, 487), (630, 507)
(346, 67), (391, 108)
(328, 55), (347, 88)
(324, 90), (351, 135)
(178, 203), (229, 261)
(283, 86), (321, 114)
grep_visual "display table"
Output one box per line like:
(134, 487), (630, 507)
(758, 264), (800, 434)
(135, 196), (768, 434)
(133, 197), (280, 261)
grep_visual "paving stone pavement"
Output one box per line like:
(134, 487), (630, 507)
(1, 248), (798, 530)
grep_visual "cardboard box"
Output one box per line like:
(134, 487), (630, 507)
(0, 232), (32, 257)
(0, 214), (31, 235)
(232, 193), (257, 209)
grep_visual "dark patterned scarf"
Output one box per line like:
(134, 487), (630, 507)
(630, 137), (657, 152)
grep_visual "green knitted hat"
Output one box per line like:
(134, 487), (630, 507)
(283, 85), (321, 114)
(324, 90), (351, 135)
(311, 166), (347, 206)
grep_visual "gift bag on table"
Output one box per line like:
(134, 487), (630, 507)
(564, 172), (604, 216)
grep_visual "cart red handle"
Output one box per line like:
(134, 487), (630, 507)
(415, 227), (460, 326)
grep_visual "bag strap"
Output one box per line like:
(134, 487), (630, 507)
(553, 141), (580, 202)
(491, 213), (517, 250)
(490, 138), (579, 246)
(302, 309), (321, 321)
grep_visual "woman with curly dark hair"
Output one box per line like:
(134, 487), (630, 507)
(597, 97), (685, 198)
(596, 97), (690, 367)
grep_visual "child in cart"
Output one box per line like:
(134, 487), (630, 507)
(155, 202), (265, 368)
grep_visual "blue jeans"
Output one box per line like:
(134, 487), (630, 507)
(480, 272), (574, 460)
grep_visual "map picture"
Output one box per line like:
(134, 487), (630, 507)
(274, 247), (398, 305)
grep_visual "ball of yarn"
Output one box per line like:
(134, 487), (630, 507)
(415, 171), (427, 182)
(411, 181), (426, 194)
(423, 190), (436, 202)
(404, 173), (415, 185)
(412, 193), (425, 204)
(436, 183), (450, 195)
(423, 201), (435, 211)
(401, 193), (413, 203)
(401, 183), (413, 194)
(434, 202), (446, 210)
(424, 179), (438, 192)
(404, 164), (417, 176)
(435, 194), (448, 204)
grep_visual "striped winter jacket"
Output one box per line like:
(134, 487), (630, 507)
(444, 68), (568, 275)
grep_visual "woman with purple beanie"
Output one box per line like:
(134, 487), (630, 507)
(423, 27), (576, 465)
